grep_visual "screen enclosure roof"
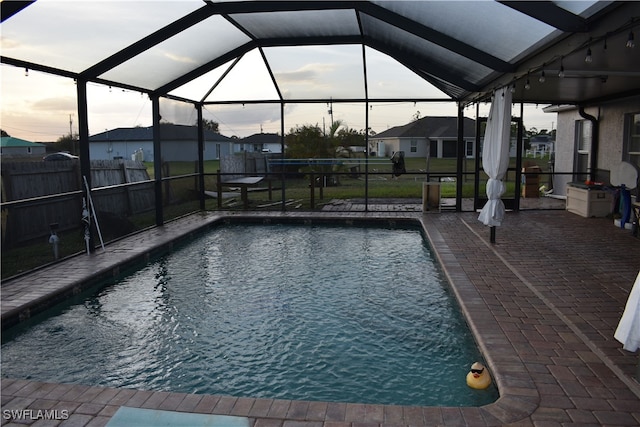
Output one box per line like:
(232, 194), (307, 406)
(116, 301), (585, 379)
(1, 1), (639, 107)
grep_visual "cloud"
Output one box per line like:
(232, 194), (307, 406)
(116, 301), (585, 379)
(275, 63), (336, 84)
(1, 110), (73, 142)
(31, 97), (76, 112)
(164, 51), (197, 64)
(0, 36), (20, 49)
(275, 69), (316, 84)
(204, 103), (285, 136)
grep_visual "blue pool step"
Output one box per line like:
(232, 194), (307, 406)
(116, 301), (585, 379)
(106, 406), (251, 427)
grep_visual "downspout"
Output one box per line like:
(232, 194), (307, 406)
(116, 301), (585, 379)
(578, 106), (599, 182)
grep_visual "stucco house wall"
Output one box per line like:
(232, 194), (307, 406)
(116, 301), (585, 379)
(550, 97), (640, 196)
(91, 141), (153, 161)
(234, 133), (283, 154)
(598, 99), (638, 172)
(369, 116), (476, 159)
(1, 145), (47, 157)
(89, 126), (234, 161)
(371, 136), (475, 159)
(0, 137), (47, 158)
(162, 140), (231, 161)
(91, 140), (231, 161)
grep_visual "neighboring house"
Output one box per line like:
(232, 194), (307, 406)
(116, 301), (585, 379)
(544, 98), (640, 196)
(528, 134), (555, 158)
(369, 116), (477, 159)
(0, 136), (47, 158)
(236, 133), (282, 153)
(89, 124), (235, 161)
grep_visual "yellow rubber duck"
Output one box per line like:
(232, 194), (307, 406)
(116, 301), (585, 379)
(466, 362), (491, 390)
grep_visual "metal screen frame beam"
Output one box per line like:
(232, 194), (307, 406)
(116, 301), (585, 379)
(358, 2), (513, 72)
(499, 1), (589, 32)
(80, 5), (218, 79)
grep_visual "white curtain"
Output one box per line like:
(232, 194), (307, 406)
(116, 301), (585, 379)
(478, 87), (512, 227)
(615, 271), (640, 352)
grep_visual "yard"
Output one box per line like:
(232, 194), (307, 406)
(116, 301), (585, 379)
(152, 155), (553, 209)
(1, 155), (552, 278)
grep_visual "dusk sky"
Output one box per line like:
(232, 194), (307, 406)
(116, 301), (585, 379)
(1, 60), (556, 143)
(1, 1), (557, 143)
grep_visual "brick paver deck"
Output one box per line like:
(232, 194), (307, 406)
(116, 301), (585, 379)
(2, 209), (639, 426)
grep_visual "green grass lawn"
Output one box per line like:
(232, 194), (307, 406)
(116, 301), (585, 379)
(155, 155), (550, 207)
(145, 155), (551, 178)
(1, 155), (551, 278)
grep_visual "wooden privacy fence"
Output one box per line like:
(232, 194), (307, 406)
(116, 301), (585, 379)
(1, 160), (153, 247)
(89, 160), (155, 219)
(220, 152), (271, 180)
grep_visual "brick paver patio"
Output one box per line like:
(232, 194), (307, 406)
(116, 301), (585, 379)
(2, 208), (639, 426)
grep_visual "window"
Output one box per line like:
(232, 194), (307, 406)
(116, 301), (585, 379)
(623, 113), (640, 170)
(574, 120), (591, 181)
(410, 139), (417, 153)
(465, 140), (474, 158)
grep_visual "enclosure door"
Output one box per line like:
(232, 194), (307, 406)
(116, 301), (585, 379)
(473, 117), (523, 211)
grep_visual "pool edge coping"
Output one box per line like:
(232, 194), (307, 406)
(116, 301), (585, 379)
(1, 211), (539, 425)
(417, 215), (540, 424)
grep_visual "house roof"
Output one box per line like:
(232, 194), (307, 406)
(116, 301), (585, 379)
(89, 124), (234, 142)
(373, 116), (476, 139)
(2, 2), (638, 106)
(530, 135), (554, 143)
(0, 136), (46, 148)
(241, 133), (281, 144)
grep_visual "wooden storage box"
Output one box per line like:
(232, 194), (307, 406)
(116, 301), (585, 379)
(522, 184), (539, 198)
(522, 165), (541, 198)
(422, 182), (441, 212)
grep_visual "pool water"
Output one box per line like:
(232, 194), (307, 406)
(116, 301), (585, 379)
(2, 224), (498, 406)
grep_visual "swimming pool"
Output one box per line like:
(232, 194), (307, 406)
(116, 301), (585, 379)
(1, 223), (498, 407)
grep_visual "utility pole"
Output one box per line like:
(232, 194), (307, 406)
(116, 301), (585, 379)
(327, 98), (334, 127)
(70, 114), (77, 154)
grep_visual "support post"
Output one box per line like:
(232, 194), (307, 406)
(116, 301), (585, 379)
(310, 172), (315, 209)
(514, 104), (524, 212)
(217, 170), (222, 209)
(197, 104), (205, 211)
(151, 96), (163, 226)
(490, 226), (496, 243)
(456, 103), (464, 212)
(280, 102), (286, 212)
(361, 43), (370, 212)
(76, 78), (94, 252)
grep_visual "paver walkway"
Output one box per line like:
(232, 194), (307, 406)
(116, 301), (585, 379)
(2, 209), (639, 426)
